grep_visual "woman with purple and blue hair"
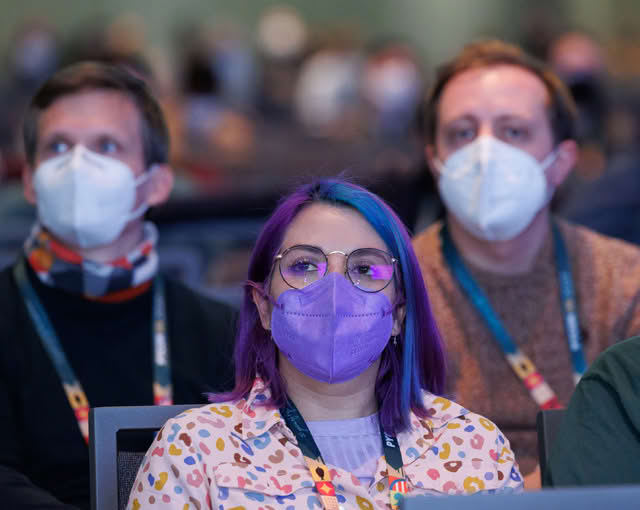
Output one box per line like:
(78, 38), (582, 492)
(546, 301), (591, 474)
(128, 179), (522, 510)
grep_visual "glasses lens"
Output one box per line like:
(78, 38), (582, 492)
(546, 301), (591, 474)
(347, 248), (395, 292)
(279, 246), (327, 289)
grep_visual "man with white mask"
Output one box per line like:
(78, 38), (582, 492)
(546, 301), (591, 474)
(412, 40), (640, 488)
(0, 62), (236, 509)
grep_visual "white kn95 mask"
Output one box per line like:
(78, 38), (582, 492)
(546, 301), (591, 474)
(33, 144), (153, 248)
(435, 136), (558, 241)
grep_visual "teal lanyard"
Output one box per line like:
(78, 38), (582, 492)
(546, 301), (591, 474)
(441, 223), (587, 407)
(13, 258), (173, 443)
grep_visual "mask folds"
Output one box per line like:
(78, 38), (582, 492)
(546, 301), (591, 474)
(436, 136), (557, 241)
(34, 145), (152, 248)
(270, 273), (394, 384)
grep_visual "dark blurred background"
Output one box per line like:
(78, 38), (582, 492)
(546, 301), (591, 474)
(3, 0), (640, 306)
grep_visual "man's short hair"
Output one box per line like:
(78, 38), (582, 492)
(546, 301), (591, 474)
(423, 39), (577, 146)
(23, 61), (169, 167)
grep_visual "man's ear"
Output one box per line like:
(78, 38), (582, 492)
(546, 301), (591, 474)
(392, 304), (406, 337)
(147, 164), (174, 206)
(424, 144), (440, 180)
(252, 287), (272, 331)
(22, 162), (36, 205)
(547, 140), (578, 188)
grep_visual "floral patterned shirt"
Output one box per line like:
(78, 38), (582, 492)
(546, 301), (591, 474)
(127, 378), (522, 510)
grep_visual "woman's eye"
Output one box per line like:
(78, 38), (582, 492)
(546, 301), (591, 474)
(288, 260), (318, 273)
(353, 264), (373, 276)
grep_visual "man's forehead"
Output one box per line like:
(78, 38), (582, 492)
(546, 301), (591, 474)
(438, 64), (550, 123)
(37, 89), (142, 139)
(44, 87), (136, 111)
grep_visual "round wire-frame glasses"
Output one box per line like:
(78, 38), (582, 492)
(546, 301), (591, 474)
(274, 244), (398, 293)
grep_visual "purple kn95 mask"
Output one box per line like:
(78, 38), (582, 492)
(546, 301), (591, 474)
(271, 272), (394, 384)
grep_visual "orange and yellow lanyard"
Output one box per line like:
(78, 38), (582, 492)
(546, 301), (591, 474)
(280, 399), (409, 510)
(14, 258), (173, 443)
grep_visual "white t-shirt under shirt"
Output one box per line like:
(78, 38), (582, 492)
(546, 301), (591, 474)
(307, 412), (383, 486)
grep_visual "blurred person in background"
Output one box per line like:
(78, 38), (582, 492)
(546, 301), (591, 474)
(0, 61), (236, 509)
(293, 42), (363, 140)
(412, 39), (640, 488)
(361, 37), (442, 232)
(291, 31), (434, 231)
(545, 31), (640, 244)
(175, 27), (256, 173)
(256, 4), (308, 122)
(180, 39), (226, 152)
(548, 31), (608, 151)
(362, 38), (423, 141)
(560, 84), (640, 244)
(0, 20), (60, 180)
(127, 179), (522, 510)
(546, 30), (611, 213)
(153, 5), (433, 236)
(59, 13), (154, 81)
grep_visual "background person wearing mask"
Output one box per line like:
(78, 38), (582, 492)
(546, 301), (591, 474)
(0, 62), (236, 509)
(412, 40), (640, 488)
(127, 179), (522, 510)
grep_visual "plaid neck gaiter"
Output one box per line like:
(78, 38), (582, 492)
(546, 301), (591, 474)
(23, 222), (159, 298)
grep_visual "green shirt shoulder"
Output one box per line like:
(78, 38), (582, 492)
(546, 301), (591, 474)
(546, 336), (640, 486)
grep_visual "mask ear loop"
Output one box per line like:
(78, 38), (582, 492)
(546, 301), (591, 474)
(390, 256), (405, 309)
(388, 261), (406, 347)
(540, 149), (560, 172)
(433, 157), (446, 176)
(128, 166), (159, 221)
(539, 149), (561, 206)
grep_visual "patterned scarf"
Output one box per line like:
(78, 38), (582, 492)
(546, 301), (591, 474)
(24, 222), (159, 298)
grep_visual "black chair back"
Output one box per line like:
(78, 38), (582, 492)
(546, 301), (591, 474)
(89, 404), (196, 510)
(537, 408), (566, 486)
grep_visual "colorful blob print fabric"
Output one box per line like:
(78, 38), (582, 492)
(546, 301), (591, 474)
(127, 379), (522, 509)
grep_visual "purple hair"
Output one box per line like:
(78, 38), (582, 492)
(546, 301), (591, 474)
(211, 179), (446, 434)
